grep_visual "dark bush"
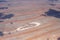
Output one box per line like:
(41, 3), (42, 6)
(45, 9), (60, 18)
(0, 0), (7, 2)
(0, 13), (14, 22)
(0, 13), (4, 18)
(0, 7), (8, 9)
(0, 31), (4, 36)
(58, 37), (60, 40)
(2, 14), (14, 19)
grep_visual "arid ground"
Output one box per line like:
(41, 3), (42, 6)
(0, 0), (60, 40)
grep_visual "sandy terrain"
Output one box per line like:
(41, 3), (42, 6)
(0, 0), (60, 40)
